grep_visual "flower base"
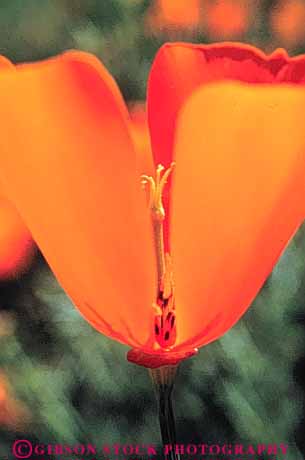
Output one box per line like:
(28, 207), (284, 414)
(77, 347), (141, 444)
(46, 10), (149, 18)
(127, 347), (198, 368)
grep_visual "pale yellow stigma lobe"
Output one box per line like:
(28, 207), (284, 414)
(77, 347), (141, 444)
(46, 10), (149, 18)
(141, 162), (175, 222)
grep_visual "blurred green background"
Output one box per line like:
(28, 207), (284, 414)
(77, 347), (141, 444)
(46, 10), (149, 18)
(0, 1), (304, 459)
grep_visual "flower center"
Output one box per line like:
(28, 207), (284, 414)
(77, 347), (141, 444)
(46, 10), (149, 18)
(141, 163), (176, 348)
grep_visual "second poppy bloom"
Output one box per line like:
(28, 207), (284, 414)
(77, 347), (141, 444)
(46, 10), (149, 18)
(0, 43), (304, 367)
(145, 0), (201, 33)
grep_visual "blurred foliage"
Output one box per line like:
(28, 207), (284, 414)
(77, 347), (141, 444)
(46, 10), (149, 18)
(0, 1), (304, 459)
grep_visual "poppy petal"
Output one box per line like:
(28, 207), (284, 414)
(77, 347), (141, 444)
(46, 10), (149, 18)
(147, 42), (288, 168)
(148, 43), (289, 251)
(0, 58), (35, 278)
(0, 56), (14, 69)
(278, 53), (305, 83)
(171, 81), (305, 349)
(0, 51), (156, 347)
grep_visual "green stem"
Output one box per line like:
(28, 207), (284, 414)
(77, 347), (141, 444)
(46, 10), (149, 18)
(149, 365), (180, 460)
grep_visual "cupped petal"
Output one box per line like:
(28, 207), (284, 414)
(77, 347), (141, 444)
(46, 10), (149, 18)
(171, 81), (305, 350)
(0, 57), (35, 279)
(147, 43), (290, 251)
(0, 51), (157, 347)
(147, 42), (289, 168)
(278, 53), (305, 83)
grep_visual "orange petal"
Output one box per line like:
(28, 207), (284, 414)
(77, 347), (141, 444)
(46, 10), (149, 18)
(148, 43), (288, 250)
(0, 51), (156, 347)
(0, 57), (34, 279)
(148, 42), (288, 168)
(0, 56), (14, 69)
(171, 81), (305, 350)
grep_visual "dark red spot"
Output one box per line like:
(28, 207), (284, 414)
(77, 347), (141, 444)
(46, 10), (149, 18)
(163, 298), (169, 307)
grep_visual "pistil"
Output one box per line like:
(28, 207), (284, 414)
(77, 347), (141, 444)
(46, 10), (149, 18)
(141, 163), (174, 287)
(141, 163), (176, 348)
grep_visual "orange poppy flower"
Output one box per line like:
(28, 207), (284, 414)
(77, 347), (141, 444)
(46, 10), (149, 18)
(0, 43), (304, 368)
(204, 0), (252, 39)
(0, 57), (34, 280)
(145, 0), (201, 33)
(269, 0), (305, 48)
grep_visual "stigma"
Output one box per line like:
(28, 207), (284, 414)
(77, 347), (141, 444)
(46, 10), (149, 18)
(141, 162), (175, 222)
